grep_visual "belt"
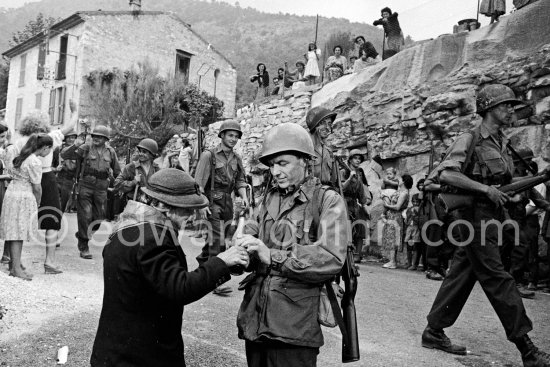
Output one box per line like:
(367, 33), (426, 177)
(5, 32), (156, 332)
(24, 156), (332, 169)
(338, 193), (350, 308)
(58, 171), (76, 180)
(83, 171), (109, 180)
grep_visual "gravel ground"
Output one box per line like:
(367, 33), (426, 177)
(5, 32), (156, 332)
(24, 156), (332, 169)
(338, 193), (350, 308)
(0, 214), (549, 366)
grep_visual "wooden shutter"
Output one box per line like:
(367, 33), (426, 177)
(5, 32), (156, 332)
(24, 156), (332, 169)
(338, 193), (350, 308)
(15, 98), (23, 127)
(48, 89), (56, 124)
(19, 54), (26, 87)
(57, 87), (66, 125)
(35, 92), (42, 110)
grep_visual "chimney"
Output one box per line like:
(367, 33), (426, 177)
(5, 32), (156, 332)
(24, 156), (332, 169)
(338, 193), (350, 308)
(129, 0), (141, 12)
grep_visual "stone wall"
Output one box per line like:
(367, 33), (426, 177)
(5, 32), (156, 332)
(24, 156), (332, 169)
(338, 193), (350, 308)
(203, 87), (316, 169)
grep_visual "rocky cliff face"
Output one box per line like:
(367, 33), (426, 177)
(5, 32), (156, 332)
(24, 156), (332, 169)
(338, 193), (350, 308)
(203, 1), (550, 245)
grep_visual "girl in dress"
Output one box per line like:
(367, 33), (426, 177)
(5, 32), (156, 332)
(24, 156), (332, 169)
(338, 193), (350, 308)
(250, 63), (270, 100)
(0, 134), (53, 280)
(304, 42), (321, 85)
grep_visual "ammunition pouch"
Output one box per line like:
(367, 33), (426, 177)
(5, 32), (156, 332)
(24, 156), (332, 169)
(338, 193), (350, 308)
(83, 169), (109, 180)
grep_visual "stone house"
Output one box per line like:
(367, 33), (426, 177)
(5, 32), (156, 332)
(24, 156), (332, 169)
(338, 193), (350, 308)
(2, 7), (237, 136)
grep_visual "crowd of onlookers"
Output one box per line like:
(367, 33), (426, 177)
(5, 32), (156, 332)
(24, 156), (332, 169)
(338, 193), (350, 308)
(369, 157), (550, 296)
(250, 7), (405, 100)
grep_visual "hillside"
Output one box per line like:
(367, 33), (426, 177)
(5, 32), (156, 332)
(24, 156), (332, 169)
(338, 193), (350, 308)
(0, 0), (384, 106)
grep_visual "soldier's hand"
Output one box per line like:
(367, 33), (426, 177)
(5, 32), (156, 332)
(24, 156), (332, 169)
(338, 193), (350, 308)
(217, 246), (249, 268)
(134, 173), (142, 184)
(485, 185), (510, 206)
(241, 237), (271, 265)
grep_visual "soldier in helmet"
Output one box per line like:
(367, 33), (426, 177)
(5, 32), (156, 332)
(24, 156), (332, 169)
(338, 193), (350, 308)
(235, 122), (349, 367)
(194, 120), (249, 294)
(421, 84), (550, 367)
(57, 128), (78, 212)
(306, 106), (338, 187)
(114, 138), (160, 203)
(61, 125), (121, 259)
(341, 149), (372, 263)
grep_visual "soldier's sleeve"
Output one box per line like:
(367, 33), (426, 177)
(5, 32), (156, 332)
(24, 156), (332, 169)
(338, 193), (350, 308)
(114, 163), (136, 194)
(60, 144), (79, 160)
(194, 151), (212, 192)
(110, 150), (121, 177)
(234, 156), (247, 191)
(270, 190), (348, 283)
(434, 133), (473, 179)
(358, 182), (368, 205)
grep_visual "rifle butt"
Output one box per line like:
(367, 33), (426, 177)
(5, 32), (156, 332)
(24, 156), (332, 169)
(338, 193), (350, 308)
(341, 248), (360, 363)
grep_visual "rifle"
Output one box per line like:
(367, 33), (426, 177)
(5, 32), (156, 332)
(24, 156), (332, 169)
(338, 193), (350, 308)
(334, 158), (360, 363)
(439, 171), (550, 213)
(246, 175), (255, 213)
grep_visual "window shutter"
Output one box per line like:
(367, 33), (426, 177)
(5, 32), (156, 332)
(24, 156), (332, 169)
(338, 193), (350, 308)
(57, 87), (66, 125)
(19, 54), (27, 87)
(48, 89), (56, 124)
(15, 98), (23, 127)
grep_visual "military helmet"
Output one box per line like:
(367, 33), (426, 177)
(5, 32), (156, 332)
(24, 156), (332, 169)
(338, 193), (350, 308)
(306, 106), (337, 132)
(137, 138), (159, 156)
(64, 128), (77, 138)
(476, 84), (524, 113)
(218, 120), (242, 138)
(348, 149), (365, 162)
(91, 125), (110, 139)
(259, 123), (316, 165)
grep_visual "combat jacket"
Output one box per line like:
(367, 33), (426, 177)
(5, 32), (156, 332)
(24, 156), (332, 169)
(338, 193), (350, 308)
(63, 143), (121, 188)
(436, 124), (514, 187)
(58, 144), (77, 180)
(194, 144), (247, 199)
(114, 161), (160, 199)
(311, 135), (338, 187)
(237, 177), (348, 348)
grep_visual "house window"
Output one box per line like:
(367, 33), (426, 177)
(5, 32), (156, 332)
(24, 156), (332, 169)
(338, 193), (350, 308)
(19, 54), (27, 87)
(37, 43), (46, 80)
(214, 69), (220, 97)
(56, 35), (68, 80)
(15, 98), (23, 127)
(35, 92), (42, 110)
(175, 50), (192, 84)
(48, 87), (65, 125)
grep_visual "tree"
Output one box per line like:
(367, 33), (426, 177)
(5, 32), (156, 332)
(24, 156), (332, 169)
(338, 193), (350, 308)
(10, 13), (59, 47)
(323, 31), (356, 60)
(84, 61), (224, 153)
(0, 62), (8, 110)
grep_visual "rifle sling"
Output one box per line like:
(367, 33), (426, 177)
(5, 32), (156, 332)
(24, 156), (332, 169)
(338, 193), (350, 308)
(325, 279), (351, 348)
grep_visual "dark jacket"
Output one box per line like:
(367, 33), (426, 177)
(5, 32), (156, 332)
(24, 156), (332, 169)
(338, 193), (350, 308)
(373, 13), (402, 37)
(251, 71), (270, 88)
(114, 160), (160, 199)
(91, 201), (230, 367)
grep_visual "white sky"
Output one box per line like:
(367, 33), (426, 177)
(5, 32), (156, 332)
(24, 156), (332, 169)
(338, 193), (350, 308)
(225, 0), (516, 41)
(0, 0), (516, 41)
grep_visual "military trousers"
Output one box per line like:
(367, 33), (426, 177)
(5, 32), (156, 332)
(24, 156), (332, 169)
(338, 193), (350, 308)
(245, 340), (319, 367)
(76, 179), (109, 252)
(426, 201), (533, 340)
(196, 192), (234, 264)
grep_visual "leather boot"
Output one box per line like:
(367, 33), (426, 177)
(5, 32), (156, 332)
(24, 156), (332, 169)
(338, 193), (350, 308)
(421, 325), (467, 355)
(513, 335), (550, 367)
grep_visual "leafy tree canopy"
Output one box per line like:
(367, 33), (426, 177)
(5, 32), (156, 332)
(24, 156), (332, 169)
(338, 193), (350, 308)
(83, 61), (223, 154)
(10, 12), (59, 47)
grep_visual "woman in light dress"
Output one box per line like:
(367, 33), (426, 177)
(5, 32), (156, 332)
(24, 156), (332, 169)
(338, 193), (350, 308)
(0, 134), (53, 280)
(324, 45), (348, 83)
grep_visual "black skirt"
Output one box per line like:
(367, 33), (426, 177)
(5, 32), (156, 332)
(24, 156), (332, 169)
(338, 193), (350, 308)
(38, 171), (62, 230)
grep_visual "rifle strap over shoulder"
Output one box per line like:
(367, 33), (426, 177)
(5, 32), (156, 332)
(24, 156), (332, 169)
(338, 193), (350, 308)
(462, 126), (481, 174)
(208, 149), (216, 199)
(324, 279), (350, 347)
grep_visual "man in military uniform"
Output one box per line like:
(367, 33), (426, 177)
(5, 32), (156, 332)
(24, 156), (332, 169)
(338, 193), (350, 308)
(421, 84), (550, 367)
(114, 138), (160, 203)
(194, 121), (248, 294)
(57, 129), (78, 212)
(341, 149), (372, 263)
(306, 106), (338, 186)
(62, 125), (121, 259)
(236, 122), (349, 367)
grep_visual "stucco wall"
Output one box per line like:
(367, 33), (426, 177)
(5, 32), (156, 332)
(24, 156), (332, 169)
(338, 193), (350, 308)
(78, 13), (236, 117)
